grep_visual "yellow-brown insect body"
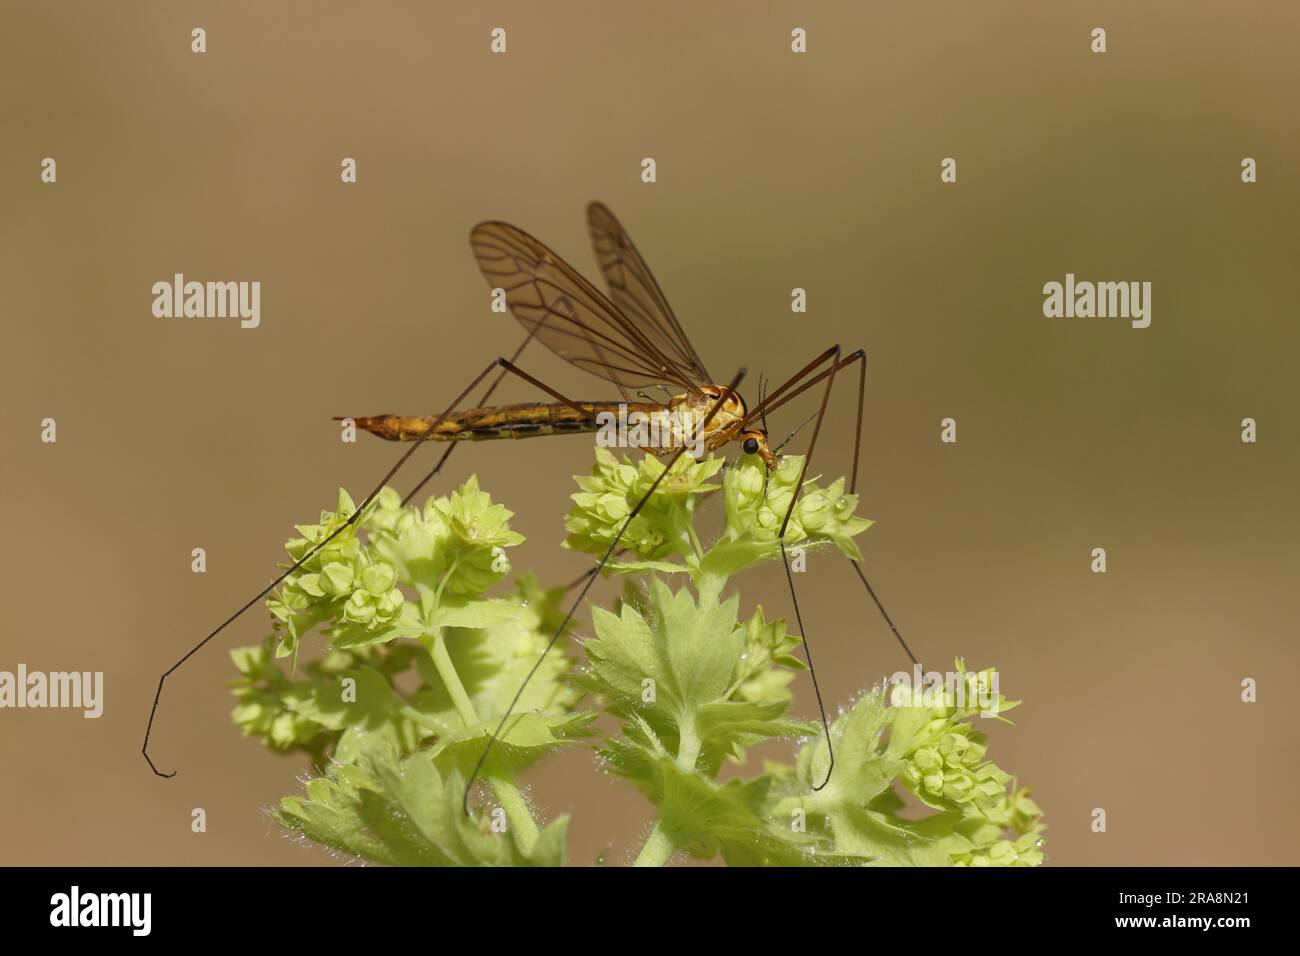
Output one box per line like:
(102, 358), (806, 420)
(685, 386), (777, 468)
(351, 387), (777, 466)
(352, 402), (645, 443)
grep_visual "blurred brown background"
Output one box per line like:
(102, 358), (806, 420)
(2, 1), (1297, 866)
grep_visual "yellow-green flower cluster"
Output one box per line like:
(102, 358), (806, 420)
(951, 784), (1045, 865)
(904, 728), (1009, 811)
(228, 642), (327, 750)
(723, 455), (871, 559)
(564, 449), (722, 560)
(365, 478), (524, 598)
(952, 830), (1044, 867)
(231, 444), (1047, 868)
(733, 606), (806, 703)
(893, 667), (1017, 815)
(889, 663), (1046, 865)
(268, 489), (403, 655)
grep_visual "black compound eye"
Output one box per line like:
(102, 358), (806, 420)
(742, 437), (759, 455)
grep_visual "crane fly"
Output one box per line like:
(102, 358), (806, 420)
(142, 202), (920, 813)
(350, 390), (772, 465)
(351, 213), (778, 468)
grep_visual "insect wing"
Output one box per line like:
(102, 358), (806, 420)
(586, 201), (712, 385)
(472, 219), (701, 393)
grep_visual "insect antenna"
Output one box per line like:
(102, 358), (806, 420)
(773, 410), (819, 455)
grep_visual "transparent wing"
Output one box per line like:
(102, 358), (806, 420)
(471, 220), (701, 393)
(586, 202), (712, 385)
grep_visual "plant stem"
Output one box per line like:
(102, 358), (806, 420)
(633, 718), (704, 867)
(686, 518), (705, 559)
(426, 628), (544, 856)
(633, 821), (676, 867)
(426, 629), (478, 727)
(491, 776), (540, 855)
(676, 719), (702, 772)
(696, 571), (725, 607)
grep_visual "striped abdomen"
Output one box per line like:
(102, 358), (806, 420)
(351, 401), (665, 443)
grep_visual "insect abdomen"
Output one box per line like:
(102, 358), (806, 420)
(447, 416), (600, 442)
(350, 402), (654, 443)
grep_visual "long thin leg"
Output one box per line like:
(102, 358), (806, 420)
(560, 553), (631, 592)
(741, 345), (843, 428)
(746, 349), (919, 666)
(748, 344), (922, 791)
(835, 351), (921, 668)
(142, 356), (586, 778)
(462, 367), (749, 814)
(740, 346), (855, 426)
(774, 345), (844, 791)
(401, 328), (542, 506)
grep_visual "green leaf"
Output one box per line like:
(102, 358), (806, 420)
(281, 666), (429, 763)
(694, 699), (814, 769)
(430, 710), (597, 779)
(607, 737), (866, 866)
(796, 689), (900, 805)
(586, 579), (741, 726)
(275, 735), (566, 866)
(782, 676), (1046, 867)
(238, 443), (1045, 868)
(430, 596), (533, 632)
(412, 597), (583, 726)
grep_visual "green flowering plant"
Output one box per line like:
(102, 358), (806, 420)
(230, 451), (1044, 866)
